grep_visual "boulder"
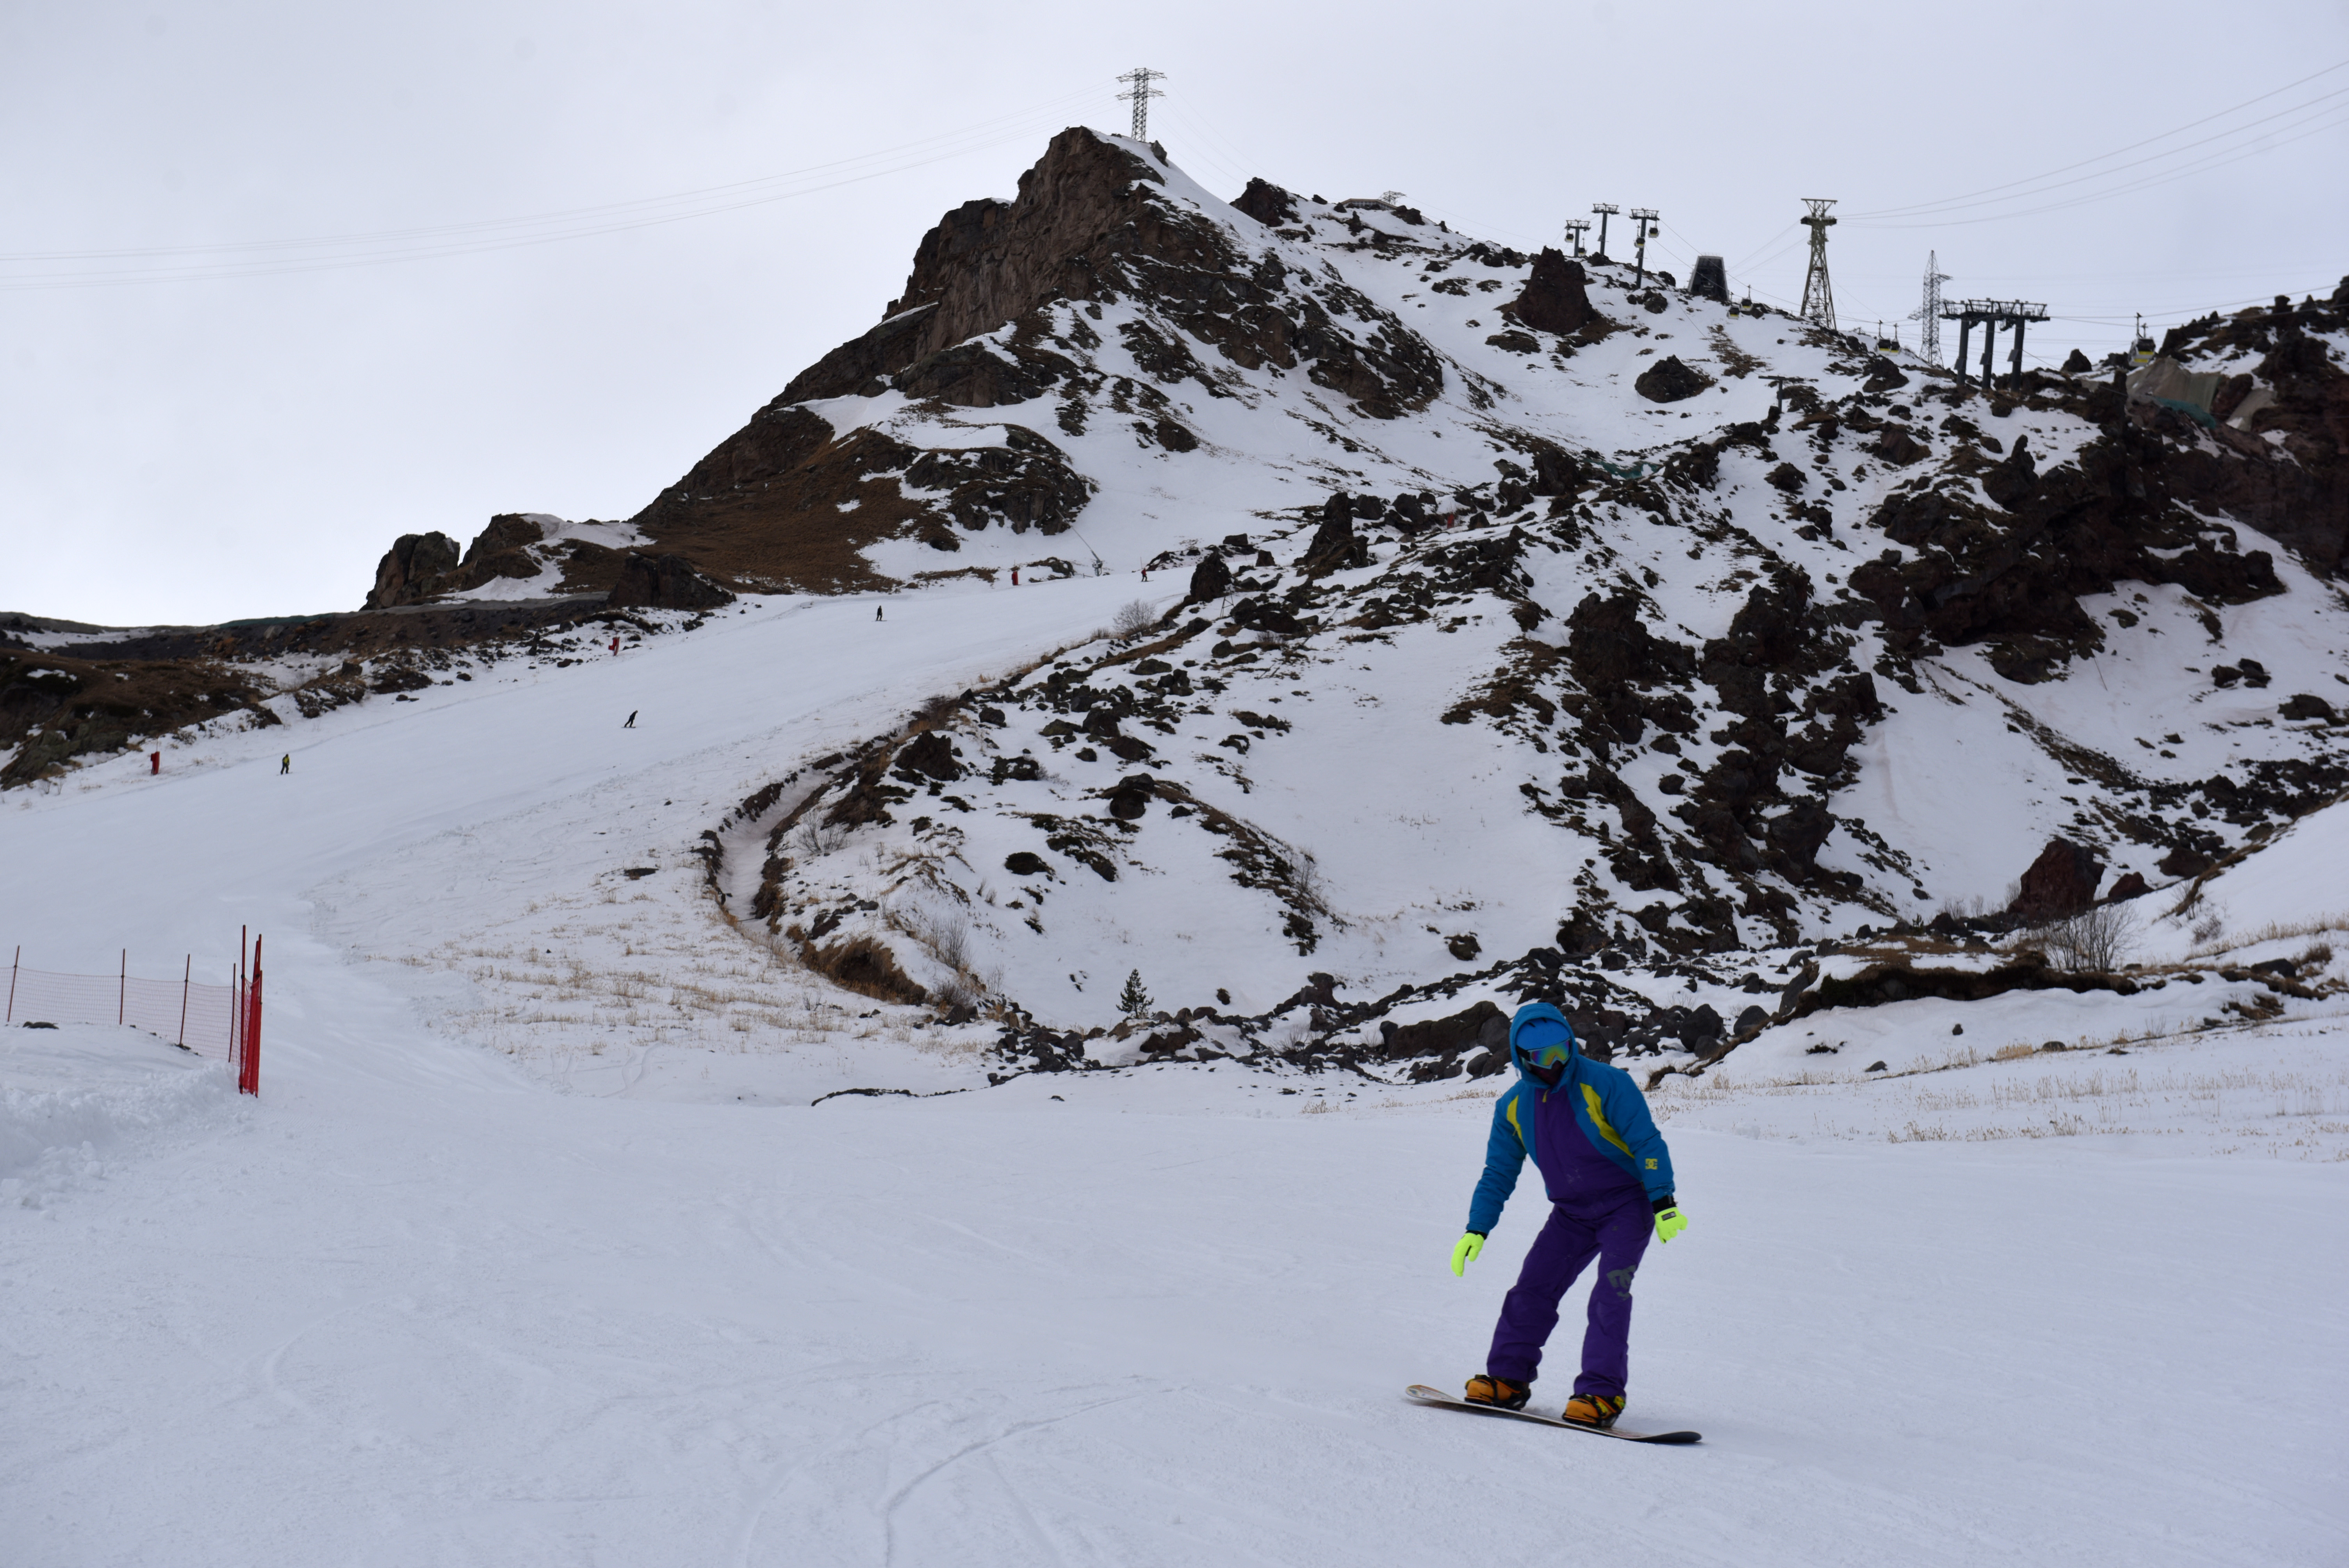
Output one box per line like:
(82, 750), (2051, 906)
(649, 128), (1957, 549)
(2010, 838), (2105, 920)
(2105, 871), (2150, 902)
(1231, 177), (1300, 227)
(1107, 773), (1155, 820)
(2280, 693), (2337, 722)
(1508, 249), (1597, 336)
(1765, 802), (1835, 873)
(2061, 348), (2093, 374)
(605, 553), (735, 611)
(1872, 426), (1930, 466)
(364, 531), (461, 609)
(1299, 493), (1369, 572)
(893, 730), (962, 782)
(1634, 356), (1709, 403)
(1188, 551), (1233, 602)
(1381, 999), (1506, 1063)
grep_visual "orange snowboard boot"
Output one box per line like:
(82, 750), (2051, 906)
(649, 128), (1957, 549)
(1464, 1374), (1531, 1411)
(1562, 1392), (1625, 1429)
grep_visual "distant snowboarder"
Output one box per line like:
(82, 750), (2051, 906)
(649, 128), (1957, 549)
(1449, 1002), (1686, 1429)
(623, 711), (637, 729)
(875, 605), (885, 621)
(280, 754), (291, 775)
(1011, 566), (1020, 586)
(610, 636), (620, 655)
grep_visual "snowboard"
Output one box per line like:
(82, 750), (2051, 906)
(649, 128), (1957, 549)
(1404, 1384), (1702, 1444)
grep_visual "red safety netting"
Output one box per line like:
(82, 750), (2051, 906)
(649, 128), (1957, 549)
(5, 937), (263, 1094)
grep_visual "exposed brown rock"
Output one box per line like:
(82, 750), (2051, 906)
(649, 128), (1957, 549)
(1634, 355), (1709, 403)
(2010, 838), (2105, 920)
(1508, 249), (1596, 337)
(365, 532), (460, 609)
(1230, 177), (1299, 227)
(606, 553), (734, 611)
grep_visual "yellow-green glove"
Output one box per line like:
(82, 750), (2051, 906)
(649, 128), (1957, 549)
(1449, 1231), (1486, 1276)
(1653, 1205), (1688, 1244)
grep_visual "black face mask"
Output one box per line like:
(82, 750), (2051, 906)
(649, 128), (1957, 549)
(1524, 1056), (1567, 1088)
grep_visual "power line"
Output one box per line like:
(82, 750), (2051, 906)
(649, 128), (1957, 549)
(1846, 58), (2349, 221)
(0, 88), (1111, 289)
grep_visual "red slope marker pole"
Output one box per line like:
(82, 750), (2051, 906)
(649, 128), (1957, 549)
(242, 934), (262, 1097)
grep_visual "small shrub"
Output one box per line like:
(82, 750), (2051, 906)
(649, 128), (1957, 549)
(794, 818), (849, 859)
(1111, 599), (1159, 639)
(2027, 902), (2139, 973)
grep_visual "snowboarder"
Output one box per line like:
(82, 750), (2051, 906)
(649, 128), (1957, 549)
(280, 754), (291, 775)
(1450, 1001), (1686, 1429)
(623, 711), (637, 729)
(875, 605), (885, 622)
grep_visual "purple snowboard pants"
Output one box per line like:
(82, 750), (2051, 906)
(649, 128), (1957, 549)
(1485, 1191), (1652, 1397)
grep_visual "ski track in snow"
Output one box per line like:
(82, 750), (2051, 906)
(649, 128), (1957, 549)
(3, 567), (2347, 1563)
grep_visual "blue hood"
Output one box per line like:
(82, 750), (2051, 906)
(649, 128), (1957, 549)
(1507, 1002), (1579, 1083)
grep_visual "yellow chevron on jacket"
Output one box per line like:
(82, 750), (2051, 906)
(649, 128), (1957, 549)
(1581, 1084), (1633, 1157)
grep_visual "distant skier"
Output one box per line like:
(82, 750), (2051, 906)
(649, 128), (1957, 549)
(623, 711), (637, 729)
(875, 605), (885, 622)
(610, 636), (620, 655)
(280, 754), (291, 775)
(1011, 566), (1020, 587)
(1450, 1002), (1686, 1429)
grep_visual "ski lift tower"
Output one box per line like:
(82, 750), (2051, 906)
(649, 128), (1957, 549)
(1629, 208), (1659, 287)
(1798, 199), (1838, 332)
(1942, 299), (2050, 390)
(1590, 203), (1620, 261)
(1563, 218), (1592, 258)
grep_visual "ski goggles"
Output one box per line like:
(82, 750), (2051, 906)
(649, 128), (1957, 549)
(1519, 1032), (1576, 1082)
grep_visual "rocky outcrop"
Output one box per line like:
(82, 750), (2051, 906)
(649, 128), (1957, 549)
(1299, 494), (1371, 572)
(1507, 248), (1597, 337)
(904, 426), (1094, 535)
(1230, 177), (1300, 227)
(1634, 356), (1708, 403)
(605, 553), (734, 611)
(2010, 838), (2104, 920)
(1188, 551), (1233, 602)
(1686, 255), (1728, 304)
(365, 532), (461, 609)
(2144, 285), (2349, 576)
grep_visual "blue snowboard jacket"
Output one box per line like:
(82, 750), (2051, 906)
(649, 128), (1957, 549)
(1466, 1003), (1677, 1234)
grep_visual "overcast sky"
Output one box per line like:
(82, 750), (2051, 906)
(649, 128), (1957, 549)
(6, 0), (2345, 626)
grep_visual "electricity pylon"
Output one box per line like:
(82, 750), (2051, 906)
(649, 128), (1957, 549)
(1115, 68), (1165, 141)
(1908, 251), (1950, 362)
(1798, 198), (1837, 332)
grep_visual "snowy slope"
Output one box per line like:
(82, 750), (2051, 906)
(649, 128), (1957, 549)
(6, 460), (2348, 1560)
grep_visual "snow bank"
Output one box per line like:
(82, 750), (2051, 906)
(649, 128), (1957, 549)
(0, 1023), (240, 1208)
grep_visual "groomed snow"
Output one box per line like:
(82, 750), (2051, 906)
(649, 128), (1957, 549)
(5, 570), (2346, 1563)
